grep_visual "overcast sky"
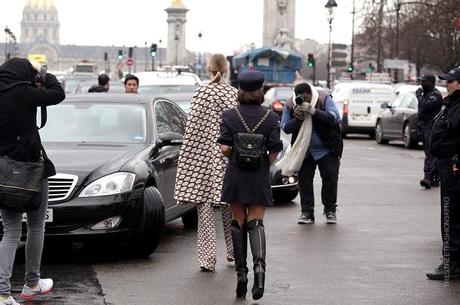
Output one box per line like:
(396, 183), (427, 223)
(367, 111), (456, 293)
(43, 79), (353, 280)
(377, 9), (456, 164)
(2, 0), (365, 54)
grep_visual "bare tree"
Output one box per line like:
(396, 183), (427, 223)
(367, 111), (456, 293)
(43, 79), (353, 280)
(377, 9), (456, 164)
(357, 0), (460, 73)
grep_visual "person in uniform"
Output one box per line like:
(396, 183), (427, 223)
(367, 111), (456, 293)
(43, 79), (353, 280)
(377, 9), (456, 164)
(427, 67), (460, 280)
(218, 71), (283, 300)
(416, 73), (443, 189)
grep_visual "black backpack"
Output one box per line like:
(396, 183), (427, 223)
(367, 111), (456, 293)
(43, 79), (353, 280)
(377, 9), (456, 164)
(232, 107), (270, 170)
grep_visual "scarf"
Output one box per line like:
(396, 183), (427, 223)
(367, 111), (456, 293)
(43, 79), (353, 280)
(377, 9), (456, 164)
(276, 84), (319, 176)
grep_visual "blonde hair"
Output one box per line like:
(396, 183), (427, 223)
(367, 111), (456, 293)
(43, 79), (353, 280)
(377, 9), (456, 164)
(207, 53), (228, 83)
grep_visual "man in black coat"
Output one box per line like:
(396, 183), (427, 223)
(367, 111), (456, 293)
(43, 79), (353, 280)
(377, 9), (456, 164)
(88, 73), (110, 93)
(427, 68), (460, 280)
(416, 73), (443, 189)
(0, 58), (65, 177)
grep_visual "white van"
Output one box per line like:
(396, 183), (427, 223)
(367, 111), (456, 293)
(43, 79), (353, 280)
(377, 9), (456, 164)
(332, 82), (396, 138)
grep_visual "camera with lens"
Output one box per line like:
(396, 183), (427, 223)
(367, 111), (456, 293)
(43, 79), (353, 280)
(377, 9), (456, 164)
(295, 95), (307, 105)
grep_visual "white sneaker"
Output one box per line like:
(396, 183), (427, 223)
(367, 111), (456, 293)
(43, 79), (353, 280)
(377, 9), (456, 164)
(20, 278), (53, 300)
(0, 296), (20, 305)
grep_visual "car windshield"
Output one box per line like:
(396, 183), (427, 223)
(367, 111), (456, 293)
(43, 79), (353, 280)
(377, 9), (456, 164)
(139, 84), (198, 95)
(40, 103), (147, 144)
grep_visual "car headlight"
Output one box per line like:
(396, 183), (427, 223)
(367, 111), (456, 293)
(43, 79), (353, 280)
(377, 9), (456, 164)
(79, 172), (136, 198)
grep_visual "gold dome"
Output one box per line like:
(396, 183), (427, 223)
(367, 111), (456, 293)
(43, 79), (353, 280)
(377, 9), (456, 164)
(25, 0), (56, 9)
(172, 0), (183, 7)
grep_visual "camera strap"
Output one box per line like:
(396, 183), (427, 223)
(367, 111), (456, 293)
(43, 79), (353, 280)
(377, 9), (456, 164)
(38, 106), (47, 129)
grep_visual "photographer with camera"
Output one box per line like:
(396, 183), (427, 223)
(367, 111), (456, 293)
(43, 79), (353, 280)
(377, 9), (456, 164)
(0, 58), (65, 305)
(280, 83), (342, 224)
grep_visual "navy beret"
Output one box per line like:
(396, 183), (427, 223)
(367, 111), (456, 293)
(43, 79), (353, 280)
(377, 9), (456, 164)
(237, 71), (264, 92)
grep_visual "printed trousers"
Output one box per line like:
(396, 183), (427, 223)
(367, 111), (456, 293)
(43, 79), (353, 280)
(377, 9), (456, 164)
(197, 202), (234, 271)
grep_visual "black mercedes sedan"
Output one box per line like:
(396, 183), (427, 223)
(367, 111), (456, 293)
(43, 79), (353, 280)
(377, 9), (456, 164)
(0, 93), (197, 257)
(375, 92), (421, 149)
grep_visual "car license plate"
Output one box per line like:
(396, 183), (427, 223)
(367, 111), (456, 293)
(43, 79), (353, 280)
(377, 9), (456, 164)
(0, 209), (53, 223)
(352, 114), (371, 121)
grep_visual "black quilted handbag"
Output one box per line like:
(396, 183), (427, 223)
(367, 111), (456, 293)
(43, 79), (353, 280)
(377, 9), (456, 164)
(233, 107), (270, 170)
(0, 156), (44, 212)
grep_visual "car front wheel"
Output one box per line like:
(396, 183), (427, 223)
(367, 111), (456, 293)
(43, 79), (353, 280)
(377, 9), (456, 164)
(375, 121), (389, 144)
(403, 124), (418, 149)
(130, 186), (165, 257)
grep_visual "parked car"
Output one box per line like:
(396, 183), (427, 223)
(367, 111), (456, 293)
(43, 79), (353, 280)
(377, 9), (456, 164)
(375, 91), (421, 148)
(135, 71), (201, 95)
(393, 83), (448, 98)
(270, 138), (299, 203)
(263, 86), (293, 115)
(332, 82), (396, 138)
(0, 93), (197, 257)
(376, 84), (447, 148)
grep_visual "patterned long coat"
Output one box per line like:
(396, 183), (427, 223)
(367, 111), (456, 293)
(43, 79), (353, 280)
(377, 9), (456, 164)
(174, 82), (238, 205)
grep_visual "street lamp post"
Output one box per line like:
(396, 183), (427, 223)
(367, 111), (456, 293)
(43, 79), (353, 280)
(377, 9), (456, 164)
(158, 39), (162, 68)
(4, 27), (10, 62)
(325, 0), (338, 89)
(174, 34), (179, 66)
(198, 31), (202, 78)
(395, 0), (401, 58)
(351, 0), (355, 80)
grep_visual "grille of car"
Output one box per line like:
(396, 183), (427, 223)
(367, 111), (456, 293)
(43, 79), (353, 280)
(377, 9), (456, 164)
(47, 173), (78, 202)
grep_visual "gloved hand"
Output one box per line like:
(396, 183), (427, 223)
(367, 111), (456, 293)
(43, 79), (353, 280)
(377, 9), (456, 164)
(305, 103), (316, 115)
(294, 103), (309, 121)
(416, 87), (423, 97)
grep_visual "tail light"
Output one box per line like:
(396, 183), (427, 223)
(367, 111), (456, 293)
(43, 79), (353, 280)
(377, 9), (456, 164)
(343, 99), (349, 116)
(272, 100), (284, 112)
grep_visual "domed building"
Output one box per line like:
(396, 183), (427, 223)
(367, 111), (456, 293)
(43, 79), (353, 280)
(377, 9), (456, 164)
(1, 0), (167, 75)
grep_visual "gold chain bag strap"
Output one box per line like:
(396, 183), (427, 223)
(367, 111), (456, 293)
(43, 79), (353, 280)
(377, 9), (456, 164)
(232, 107), (271, 170)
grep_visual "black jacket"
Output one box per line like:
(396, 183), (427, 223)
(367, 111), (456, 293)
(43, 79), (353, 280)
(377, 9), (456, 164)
(0, 58), (65, 177)
(417, 87), (443, 123)
(431, 90), (460, 159)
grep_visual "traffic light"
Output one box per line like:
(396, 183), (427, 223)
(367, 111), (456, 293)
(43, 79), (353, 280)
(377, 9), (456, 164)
(347, 63), (354, 73)
(150, 44), (158, 57)
(307, 53), (315, 68)
(117, 49), (123, 60)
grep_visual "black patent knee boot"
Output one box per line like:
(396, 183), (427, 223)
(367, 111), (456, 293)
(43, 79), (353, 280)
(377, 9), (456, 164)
(248, 219), (266, 300)
(230, 220), (248, 298)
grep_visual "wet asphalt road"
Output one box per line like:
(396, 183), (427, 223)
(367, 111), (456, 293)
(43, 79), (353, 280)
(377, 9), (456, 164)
(9, 137), (460, 305)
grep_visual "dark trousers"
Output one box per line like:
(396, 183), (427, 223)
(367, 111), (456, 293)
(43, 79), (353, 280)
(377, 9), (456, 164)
(422, 122), (437, 180)
(437, 158), (460, 262)
(298, 153), (340, 215)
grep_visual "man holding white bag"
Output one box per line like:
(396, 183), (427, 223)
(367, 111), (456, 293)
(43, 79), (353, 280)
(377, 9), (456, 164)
(279, 83), (342, 224)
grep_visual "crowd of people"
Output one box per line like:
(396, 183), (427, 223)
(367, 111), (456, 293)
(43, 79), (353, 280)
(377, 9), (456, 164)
(0, 55), (459, 304)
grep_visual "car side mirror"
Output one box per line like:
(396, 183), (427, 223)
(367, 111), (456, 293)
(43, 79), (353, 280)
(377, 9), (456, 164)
(158, 132), (184, 147)
(381, 102), (390, 109)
